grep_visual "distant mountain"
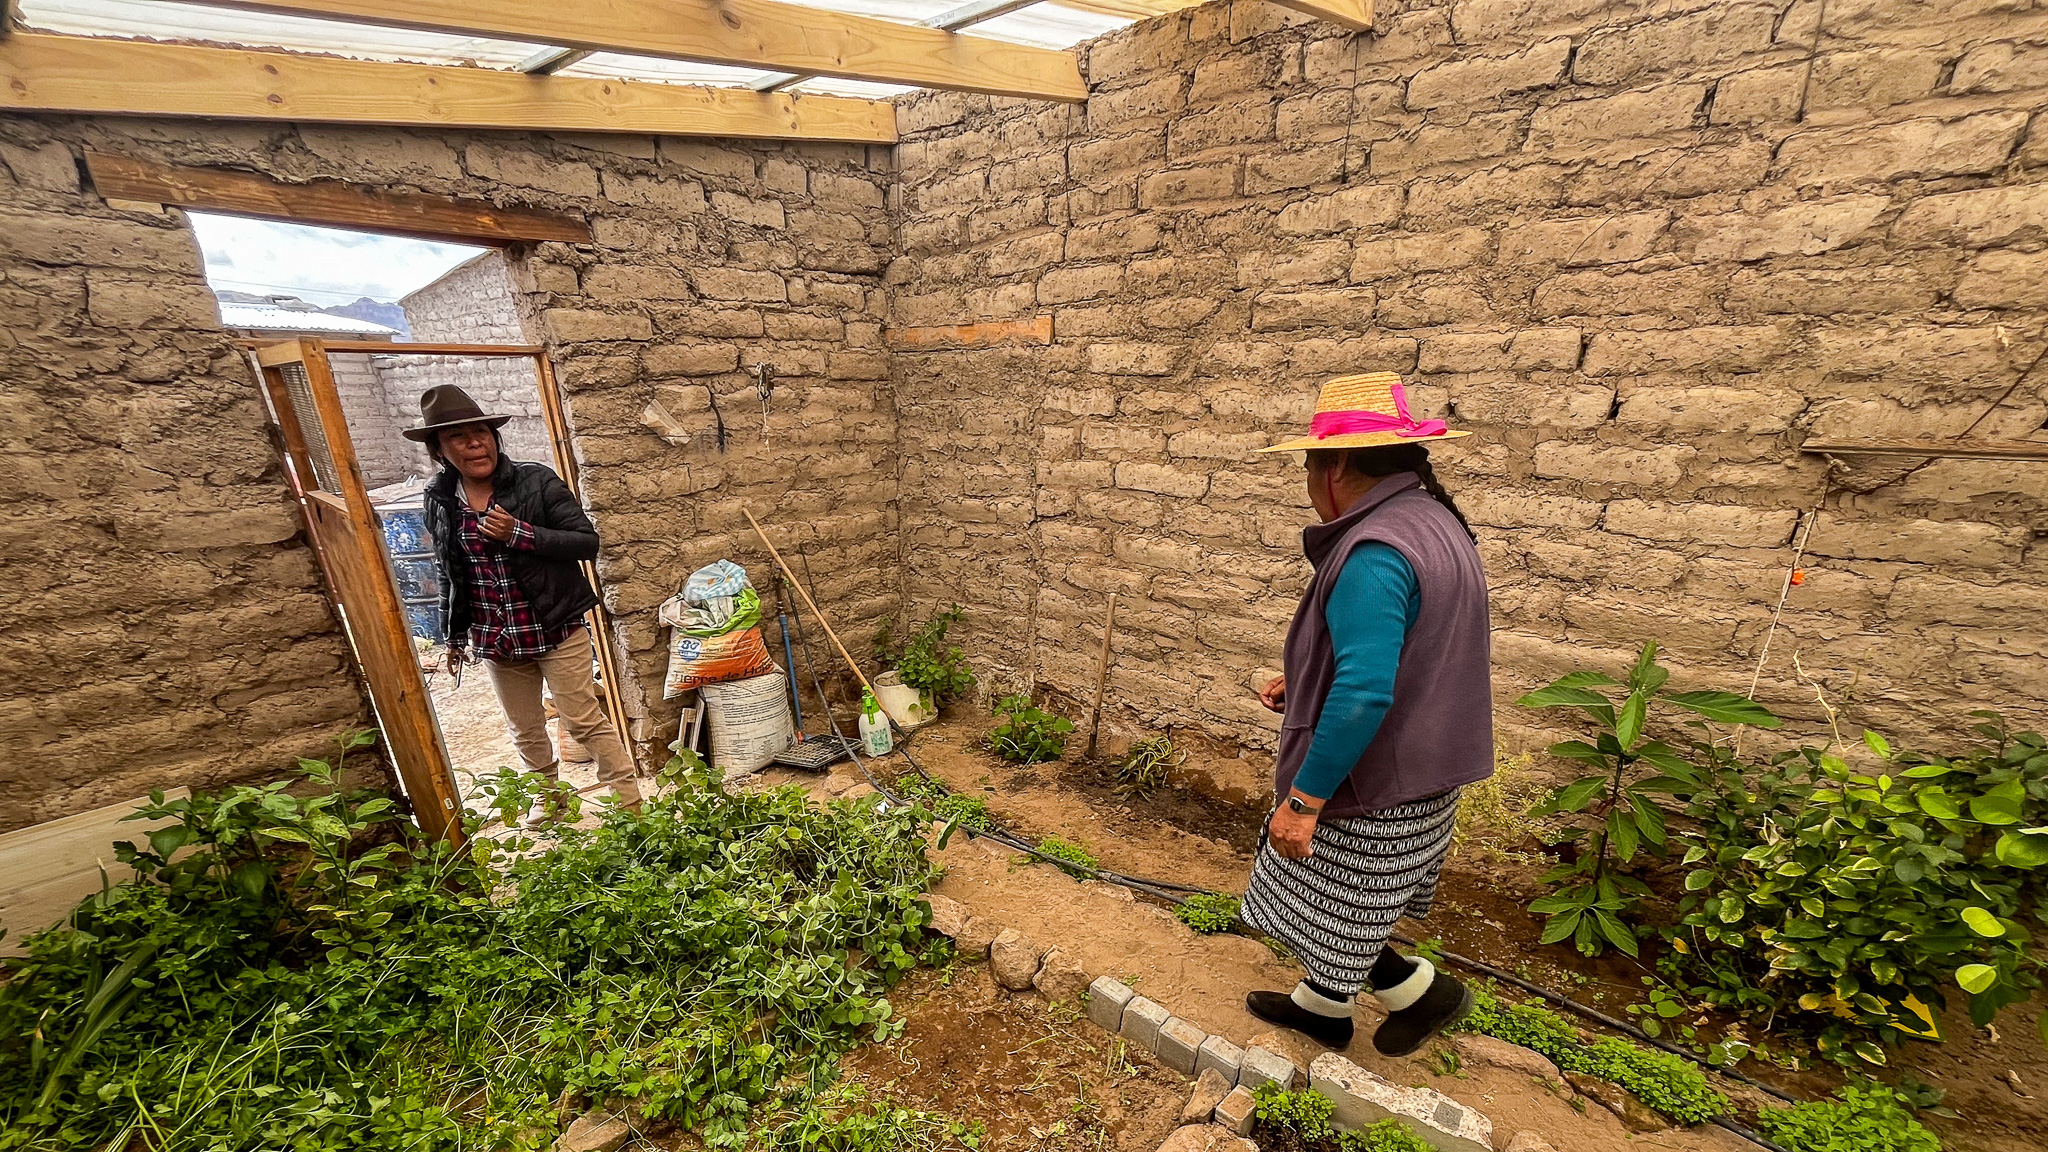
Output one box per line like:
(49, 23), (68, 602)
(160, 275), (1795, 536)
(211, 291), (411, 338)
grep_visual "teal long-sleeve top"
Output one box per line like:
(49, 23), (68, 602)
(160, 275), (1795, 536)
(1292, 542), (1421, 801)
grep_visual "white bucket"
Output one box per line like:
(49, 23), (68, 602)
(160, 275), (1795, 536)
(873, 671), (934, 728)
(700, 670), (794, 775)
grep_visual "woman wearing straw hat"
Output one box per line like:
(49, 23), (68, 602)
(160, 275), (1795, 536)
(404, 385), (641, 812)
(1238, 371), (1493, 1055)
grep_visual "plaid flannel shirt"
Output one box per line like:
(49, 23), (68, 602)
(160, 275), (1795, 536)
(453, 506), (581, 663)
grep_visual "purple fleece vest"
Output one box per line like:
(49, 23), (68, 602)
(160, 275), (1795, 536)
(1274, 472), (1495, 818)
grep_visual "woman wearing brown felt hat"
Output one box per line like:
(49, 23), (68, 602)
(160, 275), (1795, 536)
(404, 385), (641, 812)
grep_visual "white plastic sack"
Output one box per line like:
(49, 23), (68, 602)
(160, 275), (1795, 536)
(700, 670), (794, 775)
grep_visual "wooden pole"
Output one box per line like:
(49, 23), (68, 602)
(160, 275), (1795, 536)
(1084, 592), (1117, 758)
(741, 507), (873, 699)
(533, 354), (633, 748)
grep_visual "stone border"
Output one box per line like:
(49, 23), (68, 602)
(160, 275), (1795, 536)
(1090, 975), (1493, 1152)
(926, 891), (1496, 1152)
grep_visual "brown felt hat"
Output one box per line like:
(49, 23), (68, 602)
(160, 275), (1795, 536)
(401, 385), (512, 442)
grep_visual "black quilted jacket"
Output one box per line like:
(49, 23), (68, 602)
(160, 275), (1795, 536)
(422, 455), (600, 650)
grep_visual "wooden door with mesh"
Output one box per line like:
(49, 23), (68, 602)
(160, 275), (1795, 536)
(253, 339), (462, 844)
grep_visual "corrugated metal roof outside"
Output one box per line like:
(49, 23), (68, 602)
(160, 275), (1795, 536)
(218, 300), (401, 334)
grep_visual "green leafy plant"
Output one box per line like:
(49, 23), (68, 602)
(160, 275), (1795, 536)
(1672, 716), (2048, 1061)
(1034, 836), (1098, 880)
(1116, 735), (1184, 797)
(1456, 991), (1728, 1124)
(1174, 892), (1241, 934)
(1252, 1082), (1336, 1143)
(1249, 1084), (1433, 1152)
(1754, 1083), (1942, 1152)
(873, 606), (975, 704)
(1622, 977), (1693, 1041)
(893, 772), (993, 833)
(0, 734), (966, 1152)
(1519, 641), (1782, 956)
(986, 693), (1074, 765)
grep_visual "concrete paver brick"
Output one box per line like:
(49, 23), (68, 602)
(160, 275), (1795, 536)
(1156, 1016), (1207, 1075)
(1122, 997), (1171, 1050)
(1086, 976), (1136, 1033)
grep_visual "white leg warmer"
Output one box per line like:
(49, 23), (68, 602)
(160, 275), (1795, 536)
(1290, 981), (1355, 1019)
(1371, 957), (1436, 1012)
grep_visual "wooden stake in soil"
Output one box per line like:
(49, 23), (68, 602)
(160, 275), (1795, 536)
(1084, 592), (1117, 758)
(741, 506), (874, 699)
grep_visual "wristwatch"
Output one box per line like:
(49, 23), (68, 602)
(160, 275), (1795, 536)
(1286, 795), (1322, 815)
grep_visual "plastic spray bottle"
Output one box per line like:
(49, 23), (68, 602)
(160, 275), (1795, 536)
(858, 688), (893, 757)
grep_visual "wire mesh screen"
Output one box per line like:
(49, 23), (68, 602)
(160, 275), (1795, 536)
(280, 360), (343, 492)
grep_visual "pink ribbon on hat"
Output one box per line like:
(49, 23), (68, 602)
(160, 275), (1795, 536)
(1308, 382), (1447, 440)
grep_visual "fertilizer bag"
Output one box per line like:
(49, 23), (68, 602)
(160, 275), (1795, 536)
(700, 670), (795, 774)
(660, 560), (775, 697)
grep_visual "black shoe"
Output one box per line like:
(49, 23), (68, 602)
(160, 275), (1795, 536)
(1246, 990), (1354, 1049)
(1372, 971), (1473, 1056)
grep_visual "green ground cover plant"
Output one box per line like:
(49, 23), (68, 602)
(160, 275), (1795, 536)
(892, 772), (994, 833)
(1033, 837), (1098, 880)
(0, 737), (965, 1152)
(987, 694), (1073, 764)
(1753, 1083), (1941, 1152)
(872, 606), (975, 704)
(1173, 892), (1241, 934)
(1456, 991), (1728, 1125)
(1248, 1084), (1433, 1152)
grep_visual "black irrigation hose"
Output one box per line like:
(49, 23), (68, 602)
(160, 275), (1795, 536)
(1378, 930), (1799, 1106)
(771, 579), (1798, 1150)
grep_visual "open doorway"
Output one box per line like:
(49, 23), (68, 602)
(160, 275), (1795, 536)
(195, 213), (628, 822)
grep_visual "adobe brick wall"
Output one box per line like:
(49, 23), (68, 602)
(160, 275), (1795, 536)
(890, 0), (2048, 757)
(0, 115), (896, 829)
(0, 120), (377, 833)
(329, 351), (420, 487)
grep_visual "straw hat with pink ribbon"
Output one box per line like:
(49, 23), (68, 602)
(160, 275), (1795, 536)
(1256, 371), (1469, 453)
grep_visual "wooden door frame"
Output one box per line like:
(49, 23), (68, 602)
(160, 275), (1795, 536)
(252, 338), (464, 843)
(247, 338), (635, 799)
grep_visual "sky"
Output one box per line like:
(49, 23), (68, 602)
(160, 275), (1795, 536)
(188, 212), (491, 306)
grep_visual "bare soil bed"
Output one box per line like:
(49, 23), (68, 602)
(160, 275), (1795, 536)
(772, 712), (2048, 1152)
(840, 964), (1190, 1152)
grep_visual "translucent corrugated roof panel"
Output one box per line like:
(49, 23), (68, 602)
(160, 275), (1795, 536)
(17, 0), (1137, 99)
(20, 0), (548, 67)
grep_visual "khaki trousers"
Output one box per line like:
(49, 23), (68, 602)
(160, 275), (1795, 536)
(482, 627), (640, 804)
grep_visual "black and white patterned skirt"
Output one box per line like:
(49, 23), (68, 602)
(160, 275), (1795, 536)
(1239, 788), (1463, 996)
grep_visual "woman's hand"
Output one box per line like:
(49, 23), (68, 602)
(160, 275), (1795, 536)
(1259, 674), (1287, 713)
(1267, 795), (1319, 860)
(480, 505), (519, 542)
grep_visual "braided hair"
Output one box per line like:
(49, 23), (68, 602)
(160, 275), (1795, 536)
(1305, 442), (1477, 542)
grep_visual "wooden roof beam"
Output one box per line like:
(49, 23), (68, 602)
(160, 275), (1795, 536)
(85, 151), (595, 246)
(177, 0), (1088, 101)
(1265, 0), (1373, 31)
(749, 0), (1046, 96)
(0, 33), (898, 144)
